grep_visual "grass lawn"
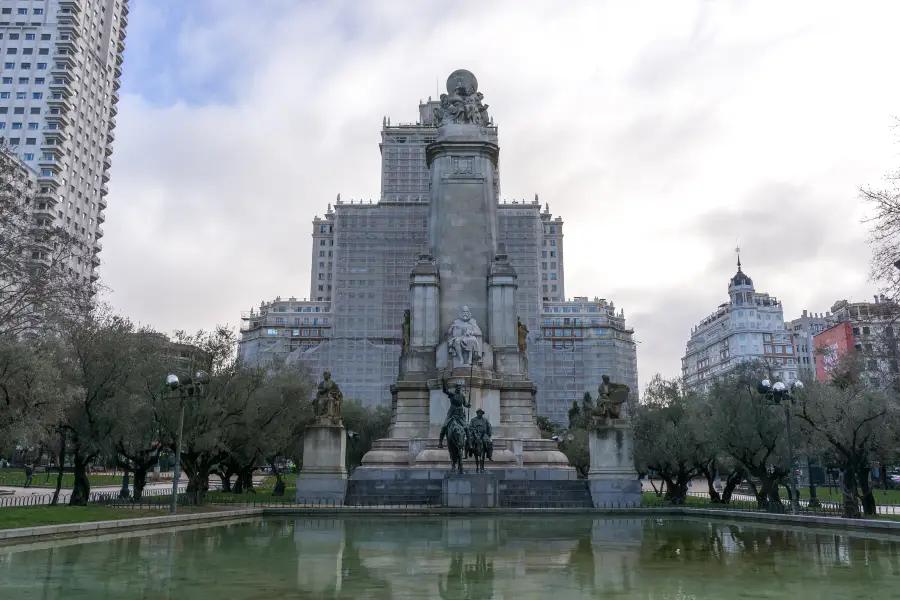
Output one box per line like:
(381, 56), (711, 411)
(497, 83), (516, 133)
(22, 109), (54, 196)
(0, 506), (169, 530)
(797, 486), (900, 505)
(0, 468), (122, 489)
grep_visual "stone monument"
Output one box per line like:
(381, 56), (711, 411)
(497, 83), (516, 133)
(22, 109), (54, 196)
(587, 376), (641, 507)
(352, 70), (574, 503)
(296, 370), (348, 504)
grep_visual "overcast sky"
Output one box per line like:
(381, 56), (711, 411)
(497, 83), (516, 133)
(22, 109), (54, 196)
(101, 0), (900, 385)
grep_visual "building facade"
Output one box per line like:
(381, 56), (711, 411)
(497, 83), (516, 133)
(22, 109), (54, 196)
(239, 94), (638, 420)
(682, 258), (797, 388)
(529, 297), (637, 424)
(0, 0), (128, 285)
(813, 297), (900, 386)
(786, 309), (828, 380)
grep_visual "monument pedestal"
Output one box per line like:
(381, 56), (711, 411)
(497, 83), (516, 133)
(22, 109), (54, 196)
(295, 423), (347, 504)
(587, 420), (641, 507)
(442, 473), (498, 508)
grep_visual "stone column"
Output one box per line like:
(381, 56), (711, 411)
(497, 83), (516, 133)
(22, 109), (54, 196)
(405, 253), (441, 374)
(295, 424), (347, 504)
(426, 124), (500, 336)
(488, 244), (520, 374)
(587, 420), (641, 507)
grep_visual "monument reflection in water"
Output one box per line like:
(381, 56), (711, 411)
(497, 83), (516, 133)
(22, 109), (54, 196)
(4, 517), (900, 598)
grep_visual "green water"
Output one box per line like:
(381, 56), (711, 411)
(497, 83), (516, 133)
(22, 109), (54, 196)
(2, 515), (900, 599)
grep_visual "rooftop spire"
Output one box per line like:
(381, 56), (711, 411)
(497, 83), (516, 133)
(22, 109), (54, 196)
(735, 245), (741, 270)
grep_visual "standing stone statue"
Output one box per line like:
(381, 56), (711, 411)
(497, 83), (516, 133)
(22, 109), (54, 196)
(447, 306), (483, 366)
(517, 317), (528, 353)
(401, 309), (411, 356)
(594, 374), (629, 421)
(314, 370), (344, 425)
(438, 378), (470, 450)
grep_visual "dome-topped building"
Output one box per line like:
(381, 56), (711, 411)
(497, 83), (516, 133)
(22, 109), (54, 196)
(681, 252), (798, 389)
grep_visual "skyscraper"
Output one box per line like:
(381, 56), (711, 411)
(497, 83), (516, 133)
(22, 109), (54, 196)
(0, 0), (128, 285)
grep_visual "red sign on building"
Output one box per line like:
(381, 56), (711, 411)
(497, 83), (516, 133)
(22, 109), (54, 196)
(813, 322), (855, 381)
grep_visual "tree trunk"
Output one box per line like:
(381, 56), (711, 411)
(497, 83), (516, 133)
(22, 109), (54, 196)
(216, 469), (234, 493)
(51, 429), (66, 506)
(182, 454), (213, 505)
(842, 463), (861, 518)
(720, 470), (743, 504)
(857, 466), (877, 516)
(133, 466), (148, 502)
(662, 473), (690, 504)
(698, 463), (721, 502)
(239, 467), (255, 494)
(69, 453), (91, 506)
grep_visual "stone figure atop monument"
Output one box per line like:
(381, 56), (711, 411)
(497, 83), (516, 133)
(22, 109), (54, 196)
(314, 370), (344, 425)
(593, 374), (629, 422)
(432, 69), (490, 127)
(447, 305), (483, 367)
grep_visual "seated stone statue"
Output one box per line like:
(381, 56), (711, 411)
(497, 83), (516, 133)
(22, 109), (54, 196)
(447, 305), (483, 367)
(314, 370), (343, 425)
(594, 374), (629, 421)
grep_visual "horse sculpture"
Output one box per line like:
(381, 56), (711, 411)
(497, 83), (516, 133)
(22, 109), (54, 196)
(469, 433), (488, 473)
(446, 418), (467, 474)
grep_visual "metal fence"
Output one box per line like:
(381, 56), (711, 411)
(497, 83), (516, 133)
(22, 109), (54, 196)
(0, 485), (187, 509)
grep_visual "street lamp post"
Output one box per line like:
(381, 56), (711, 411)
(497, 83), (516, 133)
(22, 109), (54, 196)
(758, 378), (804, 515)
(165, 370), (210, 515)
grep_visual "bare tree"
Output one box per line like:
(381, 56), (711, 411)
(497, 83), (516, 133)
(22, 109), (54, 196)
(0, 145), (95, 337)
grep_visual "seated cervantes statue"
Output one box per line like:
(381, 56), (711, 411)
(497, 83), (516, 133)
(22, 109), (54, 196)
(314, 370), (343, 425)
(447, 305), (483, 367)
(593, 374), (629, 421)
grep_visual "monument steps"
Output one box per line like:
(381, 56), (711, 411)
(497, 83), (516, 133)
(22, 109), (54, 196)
(344, 478), (442, 506)
(500, 479), (593, 508)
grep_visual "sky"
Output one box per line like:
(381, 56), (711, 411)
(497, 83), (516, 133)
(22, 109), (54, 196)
(101, 0), (900, 385)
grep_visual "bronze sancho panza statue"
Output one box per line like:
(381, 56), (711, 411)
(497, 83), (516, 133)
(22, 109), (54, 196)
(594, 374), (629, 421)
(314, 370), (344, 425)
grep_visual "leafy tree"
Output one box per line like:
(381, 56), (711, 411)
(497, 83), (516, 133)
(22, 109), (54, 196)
(342, 399), (391, 470)
(705, 362), (791, 510)
(794, 361), (899, 517)
(632, 375), (702, 503)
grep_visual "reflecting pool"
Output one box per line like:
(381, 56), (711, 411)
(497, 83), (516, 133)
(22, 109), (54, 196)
(3, 515), (900, 599)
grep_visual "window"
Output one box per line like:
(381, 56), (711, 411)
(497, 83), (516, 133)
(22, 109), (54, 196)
(17, 77), (26, 84)
(775, 346), (783, 354)
(1, 77), (10, 84)
(550, 240), (556, 246)
(25, 34), (34, 41)
(764, 344), (772, 353)
(27, 122), (37, 130)
(0, 9), (9, 15)
(15, 92), (25, 99)
(33, 9), (43, 15)
(41, 34), (50, 41)
(22, 48), (32, 55)
(863, 326), (871, 334)
(17, 8), (27, 15)
(0, 123), (5, 129)
(31, 92), (41, 100)
(550, 251), (557, 257)
(11, 122), (21, 129)
(25, 138), (35, 145)
(3, 63), (11, 69)
(8, 33), (17, 40)
(320, 225), (327, 233)
(550, 273), (557, 280)
(5, 49), (16, 55)
(40, 169), (52, 176)
(319, 240), (325, 246)
(36, 63), (46, 69)
(13, 107), (22, 114)
(319, 250), (325, 257)
(37, 48), (48, 55)
(786, 346), (793, 354)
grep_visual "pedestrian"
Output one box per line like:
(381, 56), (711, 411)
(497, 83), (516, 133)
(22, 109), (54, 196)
(24, 464), (34, 487)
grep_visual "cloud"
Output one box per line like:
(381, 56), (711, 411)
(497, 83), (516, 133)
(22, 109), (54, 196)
(102, 0), (900, 385)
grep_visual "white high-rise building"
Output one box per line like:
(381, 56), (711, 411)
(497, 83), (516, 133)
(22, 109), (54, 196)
(0, 0), (128, 285)
(682, 256), (797, 388)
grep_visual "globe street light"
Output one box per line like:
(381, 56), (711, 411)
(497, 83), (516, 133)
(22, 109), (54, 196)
(758, 378), (804, 514)
(165, 370), (210, 515)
